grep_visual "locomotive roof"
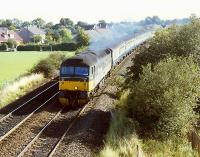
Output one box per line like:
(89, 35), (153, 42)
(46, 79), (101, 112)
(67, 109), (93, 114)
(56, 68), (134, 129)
(61, 50), (110, 67)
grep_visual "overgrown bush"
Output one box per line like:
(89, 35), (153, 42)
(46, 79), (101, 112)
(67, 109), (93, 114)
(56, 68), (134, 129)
(31, 59), (55, 77)
(127, 57), (200, 140)
(31, 53), (66, 77)
(48, 53), (66, 69)
(127, 16), (200, 82)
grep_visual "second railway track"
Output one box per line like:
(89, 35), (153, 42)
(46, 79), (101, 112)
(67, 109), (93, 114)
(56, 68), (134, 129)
(0, 78), (98, 157)
(0, 93), (60, 156)
(18, 107), (82, 157)
(0, 81), (59, 141)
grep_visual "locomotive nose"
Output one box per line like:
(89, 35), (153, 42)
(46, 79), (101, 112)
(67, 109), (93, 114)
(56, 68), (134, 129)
(59, 80), (88, 91)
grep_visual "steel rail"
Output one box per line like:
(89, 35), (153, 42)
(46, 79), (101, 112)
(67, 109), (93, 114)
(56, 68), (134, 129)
(0, 91), (59, 142)
(0, 81), (58, 123)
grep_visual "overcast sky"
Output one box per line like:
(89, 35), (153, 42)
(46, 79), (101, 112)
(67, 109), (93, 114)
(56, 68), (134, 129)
(1, 0), (200, 23)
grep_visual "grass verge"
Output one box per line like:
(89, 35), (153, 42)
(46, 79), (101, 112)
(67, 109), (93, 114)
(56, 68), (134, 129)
(0, 73), (46, 108)
(97, 90), (144, 157)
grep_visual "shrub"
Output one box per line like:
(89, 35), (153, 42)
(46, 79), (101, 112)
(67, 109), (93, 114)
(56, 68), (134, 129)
(127, 16), (200, 82)
(31, 59), (55, 77)
(143, 139), (198, 157)
(127, 57), (200, 140)
(76, 29), (90, 47)
(0, 43), (8, 51)
(31, 52), (66, 77)
(31, 35), (42, 43)
(7, 39), (17, 48)
(48, 53), (66, 69)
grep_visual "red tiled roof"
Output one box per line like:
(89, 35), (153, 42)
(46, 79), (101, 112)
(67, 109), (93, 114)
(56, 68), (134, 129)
(14, 32), (23, 43)
(0, 28), (23, 43)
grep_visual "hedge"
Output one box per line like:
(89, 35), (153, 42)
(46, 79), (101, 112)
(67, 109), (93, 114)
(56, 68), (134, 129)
(52, 42), (77, 51)
(17, 45), (40, 51)
(17, 42), (78, 51)
(0, 43), (8, 51)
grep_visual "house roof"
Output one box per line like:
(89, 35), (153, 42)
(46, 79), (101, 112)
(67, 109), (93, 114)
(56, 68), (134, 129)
(27, 27), (45, 35)
(13, 32), (23, 42)
(0, 27), (23, 43)
(0, 27), (10, 34)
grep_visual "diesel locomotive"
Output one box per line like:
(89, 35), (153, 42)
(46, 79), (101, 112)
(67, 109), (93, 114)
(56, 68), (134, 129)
(58, 32), (152, 106)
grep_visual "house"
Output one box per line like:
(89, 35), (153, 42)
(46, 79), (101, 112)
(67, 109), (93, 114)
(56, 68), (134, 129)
(18, 27), (46, 43)
(83, 24), (98, 30)
(83, 23), (108, 30)
(0, 27), (23, 44)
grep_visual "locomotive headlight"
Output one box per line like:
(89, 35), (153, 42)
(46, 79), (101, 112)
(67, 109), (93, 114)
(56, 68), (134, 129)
(75, 86), (78, 90)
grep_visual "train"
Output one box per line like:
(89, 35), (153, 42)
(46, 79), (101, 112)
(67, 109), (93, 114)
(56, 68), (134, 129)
(58, 32), (153, 106)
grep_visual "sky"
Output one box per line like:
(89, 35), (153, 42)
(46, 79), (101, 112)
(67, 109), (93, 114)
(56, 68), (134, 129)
(1, 0), (200, 23)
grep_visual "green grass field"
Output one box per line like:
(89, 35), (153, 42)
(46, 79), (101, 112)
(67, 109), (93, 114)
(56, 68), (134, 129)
(0, 51), (74, 87)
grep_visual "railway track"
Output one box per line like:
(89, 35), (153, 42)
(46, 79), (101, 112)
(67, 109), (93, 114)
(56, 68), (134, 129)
(0, 80), (60, 156)
(0, 77), (93, 157)
(0, 78), (58, 119)
(17, 106), (84, 157)
(0, 81), (59, 142)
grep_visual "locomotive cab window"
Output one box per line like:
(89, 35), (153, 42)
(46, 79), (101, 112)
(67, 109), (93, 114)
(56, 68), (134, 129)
(75, 67), (89, 76)
(61, 66), (74, 75)
(61, 66), (89, 76)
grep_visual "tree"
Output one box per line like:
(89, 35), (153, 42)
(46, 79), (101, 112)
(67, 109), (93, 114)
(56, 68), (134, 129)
(59, 28), (72, 42)
(11, 18), (22, 29)
(127, 16), (200, 82)
(76, 29), (90, 47)
(60, 18), (74, 28)
(76, 21), (88, 29)
(21, 21), (31, 28)
(45, 29), (54, 43)
(1, 19), (16, 30)
(32, 18), (45, 28)
(45, 22), (54, 29)
(31, 35), (42, 43)
(52, 30), (61, 42)
(128, 57), (200, 139)
(7, 39), (17, 48)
